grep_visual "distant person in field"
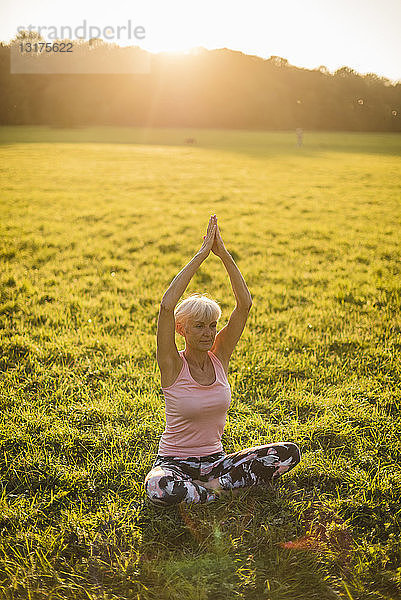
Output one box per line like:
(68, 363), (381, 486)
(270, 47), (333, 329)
(144, 215), (301, 506)
(296, 128), (304, 148)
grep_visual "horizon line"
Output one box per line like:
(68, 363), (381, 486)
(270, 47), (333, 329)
(2, 36), (400, 84)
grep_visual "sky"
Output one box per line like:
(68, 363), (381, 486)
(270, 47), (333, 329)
(2, 0), (401, 82)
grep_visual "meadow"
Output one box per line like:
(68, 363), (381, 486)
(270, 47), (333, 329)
(0, 126), (400, 600)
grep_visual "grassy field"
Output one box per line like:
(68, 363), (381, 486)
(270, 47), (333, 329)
(0, 126), (400, 600)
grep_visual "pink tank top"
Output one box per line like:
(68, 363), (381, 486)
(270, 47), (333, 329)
(157, 350), (232, 457)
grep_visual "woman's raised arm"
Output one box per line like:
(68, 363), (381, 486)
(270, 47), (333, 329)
(210, 219), (252, 367)
(161, 215), (216, 310)
(156, 216), (217, 374)
(211, 219), (252, 309)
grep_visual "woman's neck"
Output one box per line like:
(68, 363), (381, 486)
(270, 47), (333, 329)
(183, 348), (210, 370)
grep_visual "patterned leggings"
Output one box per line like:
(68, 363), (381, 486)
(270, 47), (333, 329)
(144, 442), (301, 506)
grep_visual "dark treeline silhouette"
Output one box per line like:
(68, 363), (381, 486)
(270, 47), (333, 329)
(1, 32), (400, 131)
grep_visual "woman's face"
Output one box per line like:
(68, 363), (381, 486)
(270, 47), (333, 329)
(178, 317), (218, 349)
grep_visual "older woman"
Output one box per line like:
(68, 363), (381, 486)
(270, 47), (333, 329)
(144, 214), (301, 506)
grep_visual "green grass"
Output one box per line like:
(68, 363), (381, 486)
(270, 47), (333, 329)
(0, 126), (400, 600)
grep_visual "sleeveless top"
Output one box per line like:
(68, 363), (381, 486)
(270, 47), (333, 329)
(157, 350), (232, 457)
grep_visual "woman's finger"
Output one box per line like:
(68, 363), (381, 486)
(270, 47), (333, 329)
(203, 223), (216, 241)
(206, 225), (216, 241)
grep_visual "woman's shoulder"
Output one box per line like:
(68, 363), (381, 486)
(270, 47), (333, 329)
(209, 350), (229, 378)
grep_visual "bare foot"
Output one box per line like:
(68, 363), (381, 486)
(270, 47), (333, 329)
(192, 478), (242, 496)
(192, 478), (224, 492)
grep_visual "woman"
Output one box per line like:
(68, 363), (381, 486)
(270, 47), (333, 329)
(144, 215), (301, 506)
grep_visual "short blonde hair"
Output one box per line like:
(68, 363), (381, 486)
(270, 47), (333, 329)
(174, 293), (221, 329)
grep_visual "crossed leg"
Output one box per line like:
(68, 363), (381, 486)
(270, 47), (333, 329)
(144, 443), (301, 506)
(144, 465), (220, 506)
(195, 442), (301, 494)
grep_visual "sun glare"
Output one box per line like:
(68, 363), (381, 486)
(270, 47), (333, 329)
(0, 0), (400, 80)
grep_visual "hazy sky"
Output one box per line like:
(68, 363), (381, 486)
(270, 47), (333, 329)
(2, 0), (401, 82)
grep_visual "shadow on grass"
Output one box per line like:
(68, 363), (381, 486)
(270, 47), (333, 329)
(136, 482), (355, 600)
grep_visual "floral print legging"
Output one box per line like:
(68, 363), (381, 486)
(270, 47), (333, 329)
(144, 442), (301, 506)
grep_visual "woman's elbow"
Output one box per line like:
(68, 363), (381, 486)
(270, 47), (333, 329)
(160, 296), (176, 312)
(245, 294), (253, 309)
(238, 297), (252, 312)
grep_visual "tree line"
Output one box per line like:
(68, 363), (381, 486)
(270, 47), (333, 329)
(1, 32), (400, 131)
